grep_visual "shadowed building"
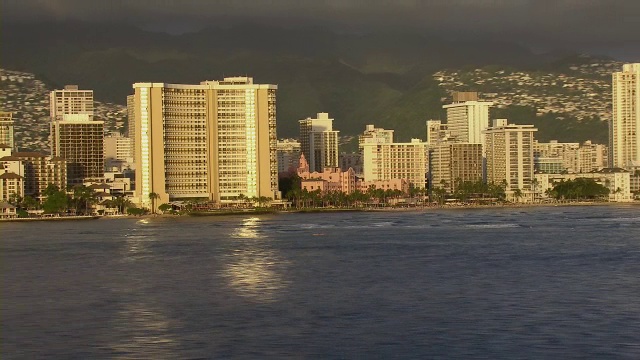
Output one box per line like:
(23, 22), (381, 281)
(50, 85), (104, 184)
(0, 111), (14, 149)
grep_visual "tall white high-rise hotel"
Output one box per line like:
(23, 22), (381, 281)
(133, 77), (279, 209)
(610, 63), (640, 169)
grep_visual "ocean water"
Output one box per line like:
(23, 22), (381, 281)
(2, 205), (640, 359)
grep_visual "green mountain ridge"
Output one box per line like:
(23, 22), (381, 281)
(1, 21), (616, 143)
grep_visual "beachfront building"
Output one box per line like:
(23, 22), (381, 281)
(610, 63), (640, 170)
(485, 119), (537, 202)
(132, 77), (279, 210)
(0, 172), (23, 202)
(276, 138), (301, 175)
(299, 112), (339, 173)
(429, 142), (483, 193)
(8, 152), (67, 200)
(534, 140), (607, 174)
(535, 169), (633, 202)
(297, 154), (357, 194)
(0, 111), (14, 149)
(50, 85), (104, 184)
(362, 138), (428, 189)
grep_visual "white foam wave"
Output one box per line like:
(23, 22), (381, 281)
(464, 223), (520, 229)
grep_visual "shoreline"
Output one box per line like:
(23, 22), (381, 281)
(3, 201), (637, 222)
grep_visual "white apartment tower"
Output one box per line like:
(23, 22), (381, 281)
(485, 119), (537, 195)
(50, 85), (104, 184)
(610, 63), (640, 169)
(0, 111), (14, 149)
(443, 92), (493, 146)
(359, 124), (394, 150)
(133, 77), (279, 210)
(299, 113), (339, 173)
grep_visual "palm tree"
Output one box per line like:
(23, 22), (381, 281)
(149, 192), (159, 214)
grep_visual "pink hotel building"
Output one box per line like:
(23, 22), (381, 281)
(297, 154), (409, 194)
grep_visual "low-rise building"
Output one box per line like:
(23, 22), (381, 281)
(298, 154), (356, 194)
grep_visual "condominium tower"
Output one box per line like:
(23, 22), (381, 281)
(133, 77), (278, 210)
(443, 92), (493, 146)
(50, 85), (104, 184)
(0, 111), (14, 149)
(362, 139), (428, 189)
(610, 63), (640, 169)
(485, 119), (537, 195)
(429, 143), (483, 193)
(299, 112), (339, 173)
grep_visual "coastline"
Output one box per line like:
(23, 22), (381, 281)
(3, 201), (637, 223)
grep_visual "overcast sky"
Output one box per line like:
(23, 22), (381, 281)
(3, 0), (639, 59)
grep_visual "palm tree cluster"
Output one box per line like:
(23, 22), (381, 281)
(7, 184), (135, 217)
(285, 187), (406, 209)
(546, 178), (609, 201)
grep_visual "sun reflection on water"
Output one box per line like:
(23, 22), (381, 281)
(223, 217), (290, 302)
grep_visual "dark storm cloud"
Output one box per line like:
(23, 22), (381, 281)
(3, 0), (640, 52)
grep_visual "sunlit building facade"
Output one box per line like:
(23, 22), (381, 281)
(362, 139), (428, 189)
(133, 77), (279, 210)
(485, 119), (537, 198)
(610, 63), (640, 169)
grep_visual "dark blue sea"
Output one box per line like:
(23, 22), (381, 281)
(2, 205), (640, 359)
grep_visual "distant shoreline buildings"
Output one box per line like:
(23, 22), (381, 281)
(1, 63), (640, 216)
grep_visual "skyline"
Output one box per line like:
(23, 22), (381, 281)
(3, 0), (640, 60)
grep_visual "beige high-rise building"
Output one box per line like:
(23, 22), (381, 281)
(127, 94), (136, 160)
(443, 93), (493, 146)
(485, 119), (537, 197)
(0, 111), (14, 149)
(429, 143), (483, 193)
(50, 85), (104, 184)
(362, 139), (428, 189)
(426, 119), (449, 145)
(359, 124), (394, 150)
(299, 112), (339, 173)
(577, 140), (608, 173)
(50, 85), (94, 121)
(104, 132), (133, 171)
(610, 63), (640, 169)
(133, 77), (278, 210)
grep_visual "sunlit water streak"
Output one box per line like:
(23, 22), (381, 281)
(2, 205), (640, 358)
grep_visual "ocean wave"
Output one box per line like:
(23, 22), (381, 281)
(464, 223), (521, 229)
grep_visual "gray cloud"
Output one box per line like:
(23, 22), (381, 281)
(3, 0), (639, 57)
